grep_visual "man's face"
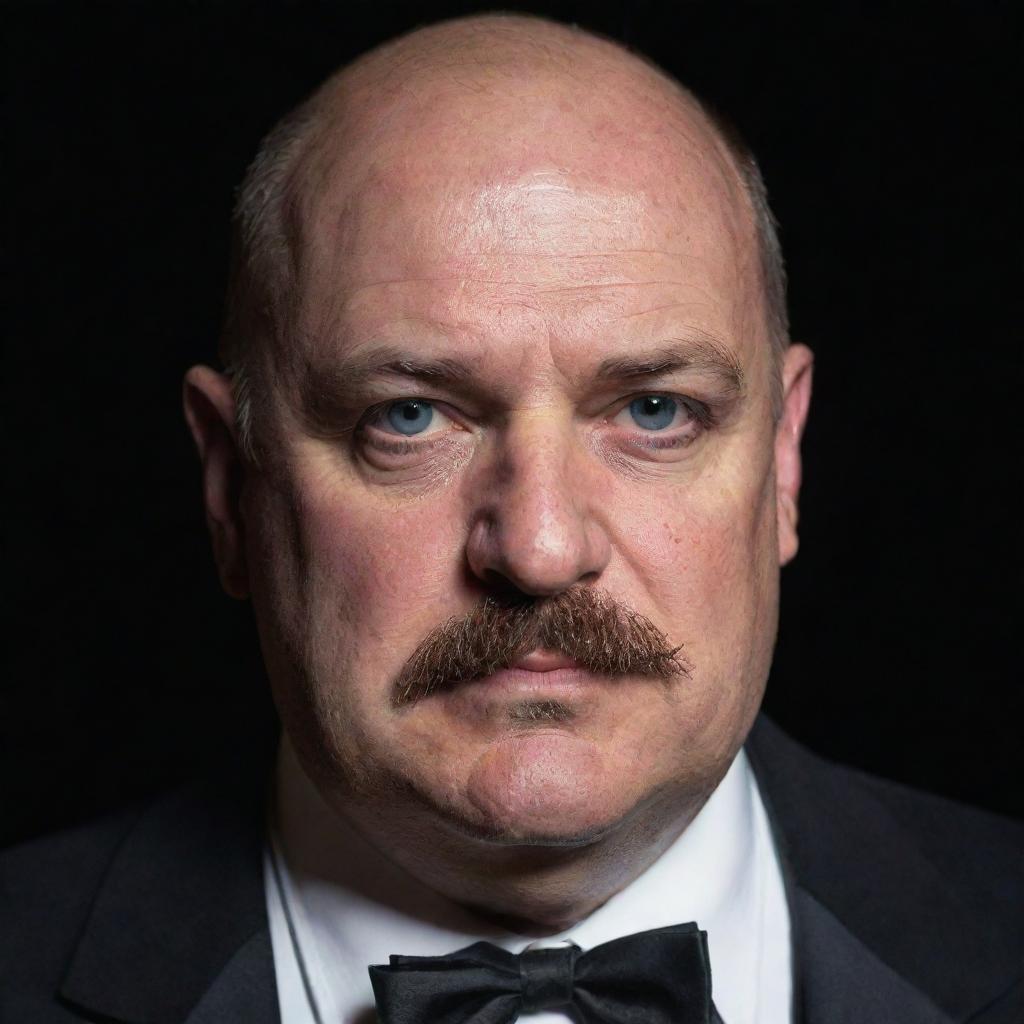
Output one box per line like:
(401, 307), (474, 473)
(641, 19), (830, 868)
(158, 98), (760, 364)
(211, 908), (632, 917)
(228, 68), (808, 850)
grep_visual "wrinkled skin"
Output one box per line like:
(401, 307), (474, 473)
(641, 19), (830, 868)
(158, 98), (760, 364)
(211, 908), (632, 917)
(184, 17), (813, 930)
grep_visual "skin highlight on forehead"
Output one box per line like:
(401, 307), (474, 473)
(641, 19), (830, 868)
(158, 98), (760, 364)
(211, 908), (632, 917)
(292, 74), (750, 272)
(274, 95), (762, 399)
(275, 16), (757, 305)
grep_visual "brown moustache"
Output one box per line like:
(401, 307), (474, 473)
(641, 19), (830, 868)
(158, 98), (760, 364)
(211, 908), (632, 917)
(393, 588), (689, 706)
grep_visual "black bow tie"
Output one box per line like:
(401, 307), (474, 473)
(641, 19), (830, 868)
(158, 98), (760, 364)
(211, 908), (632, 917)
(369, 922), (724, 1023)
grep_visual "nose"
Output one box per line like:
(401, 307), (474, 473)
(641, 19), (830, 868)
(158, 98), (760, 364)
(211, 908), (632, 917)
(465, 412), (611, 598)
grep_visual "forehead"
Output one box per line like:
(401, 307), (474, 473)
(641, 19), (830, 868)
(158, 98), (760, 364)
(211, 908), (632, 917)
(283, 64), (765, 375)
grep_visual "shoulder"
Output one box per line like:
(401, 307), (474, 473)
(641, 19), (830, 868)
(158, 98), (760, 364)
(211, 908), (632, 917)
(1, 805), (144, 1016)
(747, 715), (1023, 1018)
(852, 763), (1023, 896)
(1, 772), (270, 1020)
(747, 715), (1022, 897)
(1, 804), (144, 936)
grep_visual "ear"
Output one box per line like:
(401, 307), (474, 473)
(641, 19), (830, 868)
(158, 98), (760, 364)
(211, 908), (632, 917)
(182, 366), (249, 598)
(775, 344), (814, 566)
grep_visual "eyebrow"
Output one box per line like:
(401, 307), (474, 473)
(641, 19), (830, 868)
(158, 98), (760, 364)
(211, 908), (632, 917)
(345, 351), (477, 389)
(298, 346), (476, 431)
(300, 333), (745, 423)
(594, 337), (745, 395)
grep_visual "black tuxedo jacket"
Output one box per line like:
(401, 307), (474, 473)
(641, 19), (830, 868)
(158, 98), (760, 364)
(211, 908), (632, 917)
(3, 717), (1021, 1023)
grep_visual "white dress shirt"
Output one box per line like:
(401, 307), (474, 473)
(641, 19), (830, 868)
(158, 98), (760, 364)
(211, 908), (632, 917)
(265, 738), (792, 1023)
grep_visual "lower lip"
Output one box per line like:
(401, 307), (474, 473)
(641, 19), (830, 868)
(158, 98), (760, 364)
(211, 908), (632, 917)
(439, 667), (610, 717)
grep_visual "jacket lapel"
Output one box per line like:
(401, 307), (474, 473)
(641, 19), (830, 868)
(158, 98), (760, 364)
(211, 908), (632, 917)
(59, 771), (279, 1024)
(793, 886), (952, 1023)
(183, 930), (279, 1024)
(746, 716), (1019, 1024)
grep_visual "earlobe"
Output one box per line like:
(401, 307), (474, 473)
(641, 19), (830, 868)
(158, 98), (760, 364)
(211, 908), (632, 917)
(182, 366), (250, 599)
(774, 344), (814, 566)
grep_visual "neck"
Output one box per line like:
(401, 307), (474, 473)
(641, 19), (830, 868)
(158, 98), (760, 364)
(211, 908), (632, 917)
(276, 740), (718, 933)
(422, 801), (706, 933)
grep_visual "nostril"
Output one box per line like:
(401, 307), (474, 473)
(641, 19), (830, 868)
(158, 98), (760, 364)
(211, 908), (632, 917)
(464, 490), (610, 598)
(478, 570), (533, 604)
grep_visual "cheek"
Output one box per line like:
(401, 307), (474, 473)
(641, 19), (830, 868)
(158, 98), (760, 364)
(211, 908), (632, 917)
(253, 468), (469, 677)
(246, 464), (476, 782)
(624, 457), (778, 679)
(638, 478), (773, 599)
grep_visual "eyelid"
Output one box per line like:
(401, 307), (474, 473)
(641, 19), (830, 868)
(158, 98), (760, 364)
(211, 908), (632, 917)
(607, 391), (712, 428)
(353, 390), (715, 456)
(361, 398), (459, 437)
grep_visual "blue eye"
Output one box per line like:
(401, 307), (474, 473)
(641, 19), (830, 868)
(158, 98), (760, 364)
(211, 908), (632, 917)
(628, 395), (677, 430)
(385, 400), (434, 435)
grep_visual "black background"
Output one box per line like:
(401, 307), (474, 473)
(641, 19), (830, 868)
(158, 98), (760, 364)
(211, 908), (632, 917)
(5, 1), (1021, 848)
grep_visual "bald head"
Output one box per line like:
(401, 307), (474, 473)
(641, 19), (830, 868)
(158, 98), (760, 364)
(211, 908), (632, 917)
(222, 13), (788, 457)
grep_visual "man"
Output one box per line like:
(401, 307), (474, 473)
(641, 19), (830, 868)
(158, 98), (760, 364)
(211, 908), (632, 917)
(2, 13), (1020, 1024)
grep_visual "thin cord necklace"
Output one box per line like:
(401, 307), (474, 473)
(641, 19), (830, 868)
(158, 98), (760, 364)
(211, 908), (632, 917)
(267, 798), (327, 1024)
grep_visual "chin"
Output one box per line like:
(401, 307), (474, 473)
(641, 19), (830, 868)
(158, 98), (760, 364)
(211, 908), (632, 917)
(422, 783), (638, 849)
(472, 816), (625, 849)
(443, 728), (651, 847)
